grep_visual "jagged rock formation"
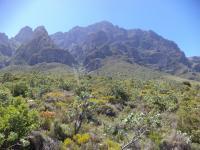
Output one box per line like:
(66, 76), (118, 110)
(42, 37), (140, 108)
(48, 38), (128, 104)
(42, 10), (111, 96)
(0, 33), (13, 68)
(0, 33), (13, 56)
(14, 26), (34, 44)
(0, 21), (199, 80)
(189, 56), (200, 72)
(11, 26), (76, 66)
(51, 21), (190, 74)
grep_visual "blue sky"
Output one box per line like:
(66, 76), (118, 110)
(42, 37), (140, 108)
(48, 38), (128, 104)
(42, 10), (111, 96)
(0, 0), (199, 56)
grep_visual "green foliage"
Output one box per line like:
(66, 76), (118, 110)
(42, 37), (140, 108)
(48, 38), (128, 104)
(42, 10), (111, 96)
(143, 94), (178, 112)
(75, 84), (91, 98)
(122, 112), (161, 131)
(0, 97), (39, 148)
(148, 131), (162, 145)
(2, 72), (14, 82)
(105, 82), (130, 104)
(0, 72), (199, 149)
(103, 139), (121, 150)
(59, 80), (73, 91)
(0, 133), (5, 146)
(177, 97), (200, 143)
(12, 82), (28, 97)
(0, 87), (12, 105)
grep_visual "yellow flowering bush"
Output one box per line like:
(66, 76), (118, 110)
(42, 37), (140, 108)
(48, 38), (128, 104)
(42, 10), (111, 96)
(73, 133), (91, 145)
(63, 138), (73, 147)
(44, 91), (65, 100)
(104, 139), (121, 150)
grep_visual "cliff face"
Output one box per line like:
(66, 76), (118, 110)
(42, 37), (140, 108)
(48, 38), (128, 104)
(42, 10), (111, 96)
(0, 33), (14, 68)
(189, 56), (200, 72)
(12, 26), (76, 66)
(0, 33), (13, 56)
(0, 21), (199, 79)
(51, 21), (190, 74)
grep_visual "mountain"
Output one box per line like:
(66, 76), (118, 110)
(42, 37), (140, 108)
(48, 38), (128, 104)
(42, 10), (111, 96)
(11, 26), (76, 66)
(8, 26), (34, 52)
(0, 21), (199, 81)
(0, 33), (14, 68)
(14, 26), (34, 44)
(0, 26), (34, 67)
(189, 56), (200, 72)
(0, 33), (13, 57)
(51, 21), (191, 74)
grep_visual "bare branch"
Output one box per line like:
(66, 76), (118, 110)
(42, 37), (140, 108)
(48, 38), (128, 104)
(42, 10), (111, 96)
(121, 128), (148, 150)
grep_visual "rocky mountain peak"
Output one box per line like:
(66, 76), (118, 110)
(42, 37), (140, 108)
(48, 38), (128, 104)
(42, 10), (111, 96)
(0, 33), (9, 45)
(87, 21), (117, 33)
(14, 26), (33, 43)
(0, 33), (13, 58)
(90, 21), (114, 28)
(33, 26), (49, 38)
(189, 56), (200, 72)
(0, 21), (199, 79)
(189, 56), (200, 63)
(30, 26), (56, 50)
(50, 21), (192, 73)
(11, 25), (77, 66)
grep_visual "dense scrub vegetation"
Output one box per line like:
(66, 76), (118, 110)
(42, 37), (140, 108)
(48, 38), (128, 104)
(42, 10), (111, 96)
(0, 72), (199, 149)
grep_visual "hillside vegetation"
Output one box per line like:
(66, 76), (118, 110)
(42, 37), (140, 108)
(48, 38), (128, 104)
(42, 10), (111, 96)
(0, 70), (199, 150)
(0, 21), (200, 150)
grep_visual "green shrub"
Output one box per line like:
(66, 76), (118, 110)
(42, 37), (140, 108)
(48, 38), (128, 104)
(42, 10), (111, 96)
(2, 73), (14, 82)
(12, 82), (28, 97)
(59, 81), (73, 91)
(103, 139), (121, 150)
(177, 99), (200, 143)
(0, 97), (39, 148)
(106, 83), (129, 104)
(0, 88), (12, 105)
(148, 131), (162, 145)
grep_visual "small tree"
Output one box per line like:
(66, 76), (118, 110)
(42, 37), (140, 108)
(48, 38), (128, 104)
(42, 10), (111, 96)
(121, 112), (161, 149)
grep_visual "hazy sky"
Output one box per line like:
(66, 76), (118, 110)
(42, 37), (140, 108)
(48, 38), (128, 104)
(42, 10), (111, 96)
(0, 0), (199, 56)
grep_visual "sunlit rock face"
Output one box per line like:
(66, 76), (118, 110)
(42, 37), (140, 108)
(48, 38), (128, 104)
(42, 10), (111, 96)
(51, 21), (190, 73)
(14, 26), (34, 44)
(0, 33), (13, 56)
(189, 56), (200, 72)
(11, 26), (76, 66)
(0, 21), (198, 77)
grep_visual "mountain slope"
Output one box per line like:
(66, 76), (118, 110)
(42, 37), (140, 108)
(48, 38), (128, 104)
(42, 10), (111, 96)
(51, 21), (190, 75)
(14, 26), (34, 44)
(0, 33), (13, 57)
(0, 33), (14, 68)
(0, 21), (199, 81)
(189, 56), (200, 72)
(11, 26), (76, 66)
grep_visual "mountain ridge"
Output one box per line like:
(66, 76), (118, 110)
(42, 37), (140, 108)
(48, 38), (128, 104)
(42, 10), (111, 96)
(51, 21), (191, 74)
(10, 26), (76, 66)
(0, 21), (199, 81)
